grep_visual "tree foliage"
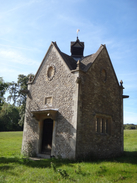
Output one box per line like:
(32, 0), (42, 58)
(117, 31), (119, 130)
(8, 74), (33, 106)
(0, 103), (22, 131)
(0, 77), (9, 110)
(0, 74), (34, 131)
(123, 124), (137, 130)
(7, 74), (34, 126)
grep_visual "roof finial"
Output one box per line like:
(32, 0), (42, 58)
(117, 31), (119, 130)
(76, 29), (80, 39)
(120, 80), (123, 87)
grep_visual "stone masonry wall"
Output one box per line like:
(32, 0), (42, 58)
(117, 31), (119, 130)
(22, 45), (77, 159)
(76, 47), (123, 159)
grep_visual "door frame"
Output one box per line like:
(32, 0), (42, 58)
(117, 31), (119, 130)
(31, 109), (58, 157)
(38, 118), (56, 156)
(41, 118), (53, 154)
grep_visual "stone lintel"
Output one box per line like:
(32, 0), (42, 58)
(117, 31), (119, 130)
(31, 109), (58, 121)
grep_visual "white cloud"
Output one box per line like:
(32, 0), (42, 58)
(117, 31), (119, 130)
(0, 47), (39, 82)
(0, 67), (21, 82)
(0, 49), (38, 66)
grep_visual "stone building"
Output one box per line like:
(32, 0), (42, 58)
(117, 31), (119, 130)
(22, 37), (128, 159)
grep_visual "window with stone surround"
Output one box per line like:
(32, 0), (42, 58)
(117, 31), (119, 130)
(95, 115), (111, 135)
(46, 65), (56, 81)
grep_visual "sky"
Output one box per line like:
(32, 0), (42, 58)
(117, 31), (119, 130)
(0, 0), (137, 124)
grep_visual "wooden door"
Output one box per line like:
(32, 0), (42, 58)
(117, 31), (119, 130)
(41, 118), (53, 154)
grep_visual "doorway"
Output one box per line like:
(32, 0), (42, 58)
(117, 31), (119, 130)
(41, 118), (53, 155)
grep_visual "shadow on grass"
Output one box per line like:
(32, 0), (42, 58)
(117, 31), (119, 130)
(0, 151), (137, 169)
(0, 156), (75, 169)
(0, 164), (19, 176)
(114, 151), (137, 164)
(0, 165), (13, 171)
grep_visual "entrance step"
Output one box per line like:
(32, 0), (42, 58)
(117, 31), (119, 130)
(37, 154), (51, 159)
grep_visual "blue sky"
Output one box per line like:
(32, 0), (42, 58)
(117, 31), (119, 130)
(0, 0), (137, 124)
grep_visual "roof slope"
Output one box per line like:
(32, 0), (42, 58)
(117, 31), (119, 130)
(53, 42), (77, 70)
(53, 42), (105, 72)
(31, 42), (112, 84)
(56, 43), (119, 86)
(80, 44), (104, 71)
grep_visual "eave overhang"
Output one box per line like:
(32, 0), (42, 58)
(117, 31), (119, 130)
(122, 95), (129, 99)
(31, 108), (58, 121)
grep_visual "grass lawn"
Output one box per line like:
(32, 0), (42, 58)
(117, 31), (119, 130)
(0, 130), (137, 183)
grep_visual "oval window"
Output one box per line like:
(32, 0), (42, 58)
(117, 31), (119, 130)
(47, 65), (55, 81)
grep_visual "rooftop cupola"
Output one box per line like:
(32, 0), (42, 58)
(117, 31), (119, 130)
(70, 37), (84, 60)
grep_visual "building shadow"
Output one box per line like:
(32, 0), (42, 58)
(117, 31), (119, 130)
(0, 151), (137, 170)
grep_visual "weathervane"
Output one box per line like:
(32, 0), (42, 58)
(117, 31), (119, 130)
(77, 29), (80, 39)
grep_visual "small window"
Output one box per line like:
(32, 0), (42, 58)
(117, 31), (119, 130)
(95, 115), (111, 135)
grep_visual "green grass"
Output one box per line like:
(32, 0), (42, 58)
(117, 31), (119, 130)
(124, 130), (137, 151)
(0, 130), (137, 183)
(0, 132), (22, 157)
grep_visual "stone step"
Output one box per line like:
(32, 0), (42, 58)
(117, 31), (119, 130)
(37, 154), (51, 159)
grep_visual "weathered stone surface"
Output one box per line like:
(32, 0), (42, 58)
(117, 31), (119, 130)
(76, 47), (123, 159)
(22, 45), (78, 159)
(22, 41), (125, 159)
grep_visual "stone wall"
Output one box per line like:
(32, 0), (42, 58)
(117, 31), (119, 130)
(22, 45), (78, 159)
(22, 43), (123, 160)
(76, 47), (123, 159)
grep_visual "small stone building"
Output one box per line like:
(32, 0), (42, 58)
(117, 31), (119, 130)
(22, 37), (128, 159)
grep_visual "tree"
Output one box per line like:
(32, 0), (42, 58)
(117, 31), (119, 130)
(0, 103), (22, 131)
(7, 74), (34, 126)
(7, 81), (19, 106)
(123, 124), (137, 130)
(0, 77), (9, 110)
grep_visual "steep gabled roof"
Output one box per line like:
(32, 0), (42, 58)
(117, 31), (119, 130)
(79, 44), (119, 86)
(50, 42), (104, 72)
(31, 42), (119, 86)
(80, 44), (104, 71)
(53, 42), (77, 70)
(31, 41), (77, 83)
(60, 52), (77, 70)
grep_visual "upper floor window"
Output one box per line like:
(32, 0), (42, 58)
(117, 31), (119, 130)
(46, 65), (56, 81)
